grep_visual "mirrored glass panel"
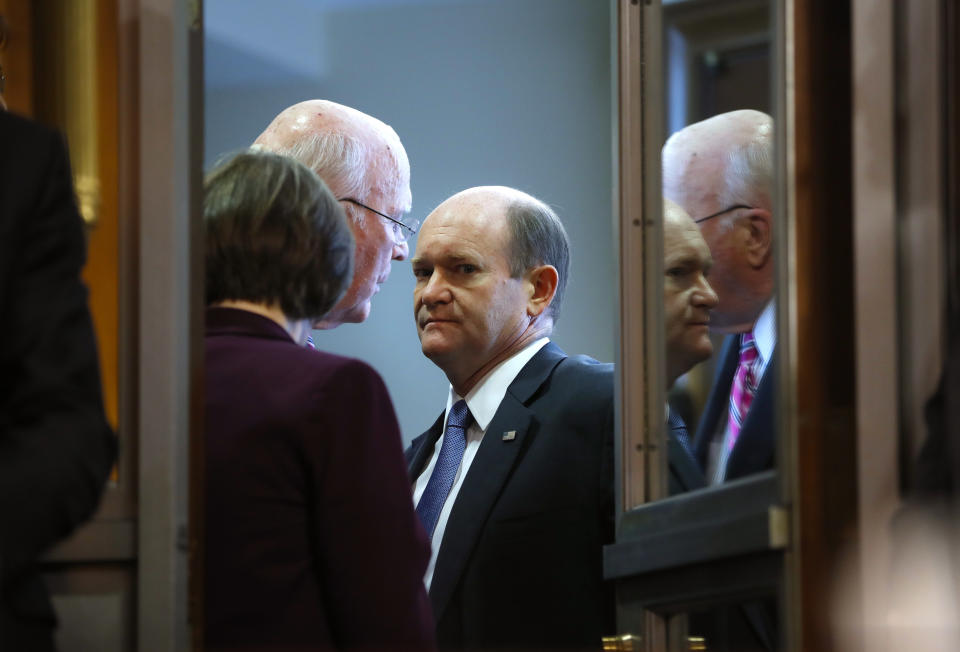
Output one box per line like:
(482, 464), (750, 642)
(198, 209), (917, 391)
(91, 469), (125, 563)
(660, 0), (776, 495)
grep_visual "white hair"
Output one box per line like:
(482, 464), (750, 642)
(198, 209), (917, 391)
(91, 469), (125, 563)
(720, 121), (774, 209)
(257, 128), (407, 225)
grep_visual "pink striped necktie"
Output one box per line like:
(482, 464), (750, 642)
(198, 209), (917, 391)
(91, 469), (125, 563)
(726, 332), (760, 452)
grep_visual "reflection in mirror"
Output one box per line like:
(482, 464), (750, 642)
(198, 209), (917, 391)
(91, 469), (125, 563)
(660, 0), (775, 489)
(663, 198), (717, 496)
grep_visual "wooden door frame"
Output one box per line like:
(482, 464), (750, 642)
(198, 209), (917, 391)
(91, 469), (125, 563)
(612, 1), (789, 649)
(788, 0), (859, 650)
(132, 0), (204, 648)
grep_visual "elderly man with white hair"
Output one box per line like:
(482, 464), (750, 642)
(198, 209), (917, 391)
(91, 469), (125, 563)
(254, 99), (418, 329)
(662, 109), (777, 485)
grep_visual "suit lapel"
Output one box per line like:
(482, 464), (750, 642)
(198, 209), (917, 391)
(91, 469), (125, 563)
(725, 350), (777, 479)
(666, 411), (706, 493)
(667, 438), (707, 493)
(427, 342), (567, 623)
(693, 335), (739, 466)
(407, 412), (445, 478)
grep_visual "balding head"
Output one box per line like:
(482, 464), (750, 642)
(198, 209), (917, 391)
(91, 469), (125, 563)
(662, 109), (773, 213)
(424, 185), (570, 320)
(661, 110), (774, 332)
(412, 186), (567, 395)
(663, 198), (692, 230)
(254, 100), (412, 328)
(254, 99), (410, 207)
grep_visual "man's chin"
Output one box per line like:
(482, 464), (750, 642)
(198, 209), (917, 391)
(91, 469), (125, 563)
(314, 300), (371, 329)
(691, 343), (713, 366)
(709, 306), (762, 334)
(312, 317), (339, 330)
(420, 337), (457, 362)
(675, 341), (713, 369)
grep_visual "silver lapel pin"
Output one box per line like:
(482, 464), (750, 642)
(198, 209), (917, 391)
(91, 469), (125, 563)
(502, 430), (516, 441)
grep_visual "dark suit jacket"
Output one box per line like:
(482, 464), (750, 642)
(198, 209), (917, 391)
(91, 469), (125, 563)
(406, 343), (615, 649)
(204, 308), (434, 651)
(0, 112), (116, 651)
(666, 411), (707, 495)
(693, 334), (777, 480)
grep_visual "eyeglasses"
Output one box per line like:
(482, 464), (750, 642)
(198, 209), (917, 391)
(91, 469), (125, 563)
(338, 197), (419, 243)
(693, 204), (754, 224)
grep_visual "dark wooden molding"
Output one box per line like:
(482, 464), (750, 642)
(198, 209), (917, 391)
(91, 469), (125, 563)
(792, 0), (859, 650)
(943, 0), (960, 511)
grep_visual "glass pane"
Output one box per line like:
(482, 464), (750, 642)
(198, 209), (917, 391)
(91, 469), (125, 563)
(660, 0), (777, 494)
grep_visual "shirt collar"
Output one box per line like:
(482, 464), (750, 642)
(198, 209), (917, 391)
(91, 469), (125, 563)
(751, 299), (777, 366)
(445, 337), (550, 432)
(205, 306), (294, 343)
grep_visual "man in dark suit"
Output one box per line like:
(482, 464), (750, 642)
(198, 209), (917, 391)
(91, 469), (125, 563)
(662, 110), (777, 484)
(663, 198), (718, 494)
(406, 186), (615, 648)
(0, 110), (117, 650)
(663, 112), (779, 652)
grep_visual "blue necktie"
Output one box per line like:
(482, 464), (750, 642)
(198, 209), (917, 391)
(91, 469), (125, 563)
(416, 400), (471, 538)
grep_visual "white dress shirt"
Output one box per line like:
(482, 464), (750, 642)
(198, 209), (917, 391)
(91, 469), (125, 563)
(413, 337), (550, 589)
(750, 299), (777, 380)
(707, 299), (777, 483)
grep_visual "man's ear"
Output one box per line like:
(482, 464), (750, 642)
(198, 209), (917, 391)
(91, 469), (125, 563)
(526, 265), (558, 317)
(743, 209), (773, 268)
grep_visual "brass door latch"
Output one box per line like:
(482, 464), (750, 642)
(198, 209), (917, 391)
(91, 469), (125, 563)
(602, 634), (707, 651)
(602, 634), (642, 652)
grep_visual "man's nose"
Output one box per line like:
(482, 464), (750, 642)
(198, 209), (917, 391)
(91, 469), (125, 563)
(393, 239), (409, 261)
(695, 276), (719, 308)
(420, 271), (451, 306)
